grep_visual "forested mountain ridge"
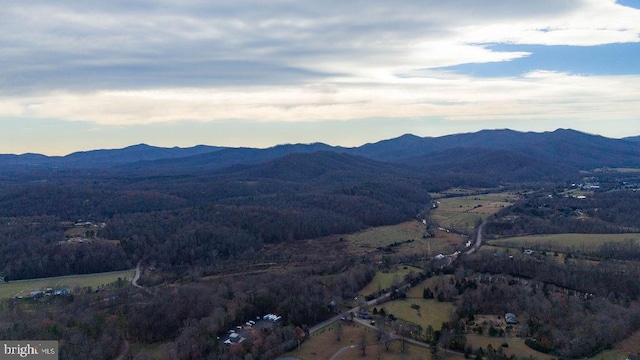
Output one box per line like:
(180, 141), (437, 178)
(352, 128), (640, 168)
(0, 143), (223, 169)
(1, 128), (639, 280)
(2, 128), (640, 173)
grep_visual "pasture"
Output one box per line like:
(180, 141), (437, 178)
(406, 275), (454, 298)
(378, 298), (455, 331)
(609, 327), (640, 358)
(465, 334), (553, 360)
(283, 322), (432, 360)
(431, 192), (518, 233)
(0, 269), (135, 299)
(488, 233), (640, 252)
(346, 220), (465, 258)
(359, 266), (423, 296)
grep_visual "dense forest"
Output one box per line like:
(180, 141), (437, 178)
(0, 153), (431, 280)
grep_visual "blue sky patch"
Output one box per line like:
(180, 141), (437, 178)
(617, 0), (640, 9)
(436, 43), (640, 77)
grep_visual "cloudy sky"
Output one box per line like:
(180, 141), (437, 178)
(1, 0), (640, 155)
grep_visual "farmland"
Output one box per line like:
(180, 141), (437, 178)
(379, 298), (455, 331)
(488, 233), (640, 252)
(346, 220), (463, 257)
(282, 322), (432, 360)
(465, 334), (553, 360)
(0, 269), (135, 299)
(358, 266), (423, 297)
(431, 192), (519, 234)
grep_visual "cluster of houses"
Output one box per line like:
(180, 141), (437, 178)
(224, 314), (282, 345)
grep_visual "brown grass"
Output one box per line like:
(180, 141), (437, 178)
(378, 299), (455, 331)
(613, 328), (640, 355)
(465, 334), (554, 360)
(346, 221), (428, 254)
(488, 233), (640, 251)
(0, 270), (136, 299)
(406, 275), (454, 298)
(283, 322), (432, 360)
(359, 266), (423, 296)
(431, 192), (518, 233)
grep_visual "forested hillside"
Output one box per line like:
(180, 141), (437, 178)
(0, 152), (430, 279)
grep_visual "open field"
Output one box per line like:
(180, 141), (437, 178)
(346, 221), (465, 257)
(488, 233), (640, 251)
(0, 269), (135, 299)
(589, 349), (637, 360)
(429, 188), (503, 199)
(283, 322), (432, 360)
(611, 327), (640, 357)
(592, 167), (640, 173)
(379, 298), (455, 331)
(465, 334), (553, 360)
(431, 192), (518, 233)
(346, 221), (428, 253)
(359, 266), (423, 296)
(406, 275), (454, 298)
(479, 245), (569, 264)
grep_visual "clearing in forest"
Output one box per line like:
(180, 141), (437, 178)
(0, 269), (136, 299)
(431, 192), (518, 234)
(282, 322), (431, 360)
(346, 220), (462, 256)
(488, 233), (640, 252)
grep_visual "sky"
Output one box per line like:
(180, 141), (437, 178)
(1, 0), (640, 155)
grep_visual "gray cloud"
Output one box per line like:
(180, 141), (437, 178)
(1, 0), (610, 95)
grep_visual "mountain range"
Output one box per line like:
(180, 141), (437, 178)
(2, 129), (640, 182)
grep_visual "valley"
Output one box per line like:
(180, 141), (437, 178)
(1, 129), (640, 359)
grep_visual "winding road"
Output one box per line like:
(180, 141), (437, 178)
(466, 221), (485, 255)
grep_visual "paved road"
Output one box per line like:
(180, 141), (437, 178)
(466, 221), (485, 255)
(132, 260), (142, 288)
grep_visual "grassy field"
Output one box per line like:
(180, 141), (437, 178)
(488, 233), (640, 251)
(283, 322), (432, 360)
(465, 334), (554, 360)
(431, 192), (518, 233)
(346, 221), (428, 253)
(359, 266), (423, 296)
(378, 298), (455, 331)
(406, 275), (454, 298)
(609, 328), (640, 358)
(346, 220), (465, 258)
(429, 188), (501, 199)
(0, 269), (135, 299)
(589, 349), (637, 360)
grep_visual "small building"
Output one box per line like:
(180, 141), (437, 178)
(263, 314), (282, 322)
(505, 313), (517, 325)
(229, 333), (241, 344)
